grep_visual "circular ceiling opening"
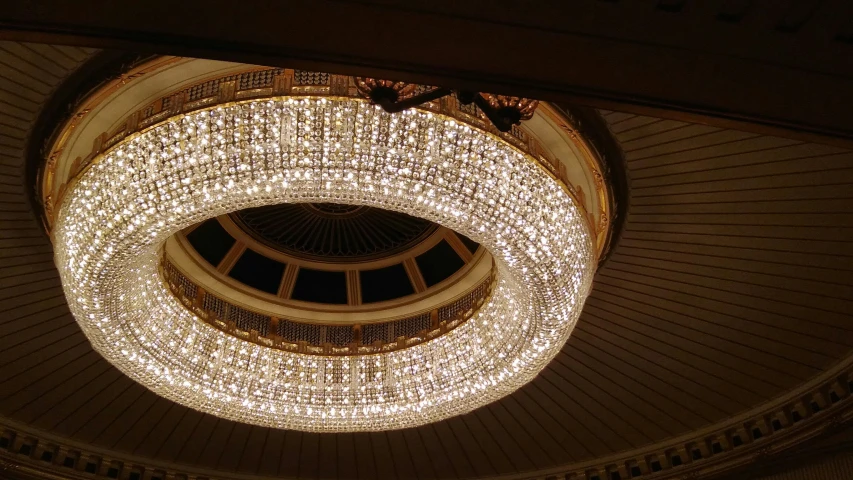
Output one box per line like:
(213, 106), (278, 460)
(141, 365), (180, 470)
(232, 202), (439, 261)
(182, 204), (479, 306)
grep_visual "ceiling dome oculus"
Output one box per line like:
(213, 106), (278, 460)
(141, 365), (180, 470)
(180, 205), (482, 308)
(233, 202), (438, 261)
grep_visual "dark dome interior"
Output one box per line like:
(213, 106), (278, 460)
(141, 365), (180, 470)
(183, 204), (481, 305)
(233, 203), (438, 262)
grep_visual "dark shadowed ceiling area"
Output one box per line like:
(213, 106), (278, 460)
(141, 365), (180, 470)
(2, 0), (853, 144)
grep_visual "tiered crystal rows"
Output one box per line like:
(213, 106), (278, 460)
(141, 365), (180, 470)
(53, 98), (594, 432)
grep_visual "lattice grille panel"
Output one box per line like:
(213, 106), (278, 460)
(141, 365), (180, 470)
(277, 319), (322, 345)
(327, 325), (355, 346)
(201, 293), (228, 319)
(294, 71), (329, 86)
(361, 323), (392, 344)
(392, 313), (431, 338)
(228, 306), (270, 336)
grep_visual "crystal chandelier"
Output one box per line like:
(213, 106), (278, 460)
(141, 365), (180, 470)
(53, 97), (594, 432)
(355, 77), (539, 132)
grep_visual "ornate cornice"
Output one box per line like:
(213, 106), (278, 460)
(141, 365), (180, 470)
(2, 356), (851, 480)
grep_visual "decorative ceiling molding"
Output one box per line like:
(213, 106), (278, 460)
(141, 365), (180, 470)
(1, 356), (851, 480)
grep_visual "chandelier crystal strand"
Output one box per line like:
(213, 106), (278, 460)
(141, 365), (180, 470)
(54, 98), (594, 432)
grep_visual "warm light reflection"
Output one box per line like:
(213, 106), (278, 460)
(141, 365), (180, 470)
(54, 97), (594, 432)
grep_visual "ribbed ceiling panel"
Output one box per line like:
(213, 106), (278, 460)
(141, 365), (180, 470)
(1, 42), (852, 478)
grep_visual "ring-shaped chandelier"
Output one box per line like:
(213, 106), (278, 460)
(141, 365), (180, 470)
(53, 97), (595, 432)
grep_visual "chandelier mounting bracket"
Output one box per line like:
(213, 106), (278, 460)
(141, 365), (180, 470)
(356, 78), (538, 132)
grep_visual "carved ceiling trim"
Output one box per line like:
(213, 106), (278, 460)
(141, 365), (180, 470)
(1, 355), (851, 480)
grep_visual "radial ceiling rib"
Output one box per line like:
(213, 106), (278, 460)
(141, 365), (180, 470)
(26, 362), (120, 429)
(609, 254), (852, 313)
(548, 350), (690, 435)
(588, 286), (835, 369)
(596, 267), (852, 333)
(612, 244), (851, 290)
(526, 368), (638, 452)
(582, 304), (795, 391)
(52, 375), (138, 440)
(576, 323), (757, 409)
(601, 264), (849, 342)
(559, 342), (721, 426)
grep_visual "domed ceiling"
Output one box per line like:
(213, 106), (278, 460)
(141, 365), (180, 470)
(233, 203), (438, 261)
(1, 43), (853, 480)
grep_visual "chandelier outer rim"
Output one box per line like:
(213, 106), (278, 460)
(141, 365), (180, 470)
(53, 96), (596, 432)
